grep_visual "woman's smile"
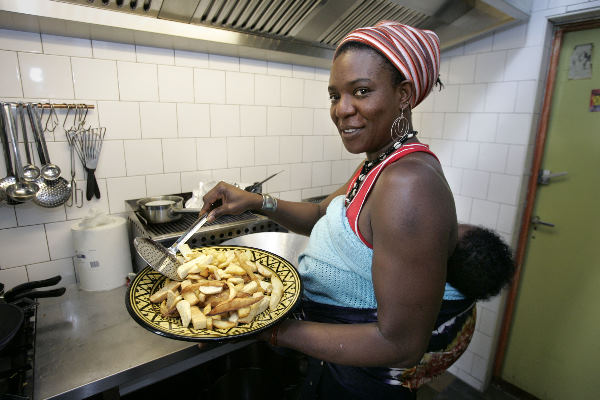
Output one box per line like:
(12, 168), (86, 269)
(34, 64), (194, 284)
(340, 126), (363, 136)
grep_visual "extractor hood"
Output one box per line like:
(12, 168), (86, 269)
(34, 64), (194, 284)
(0, 0), (530, 68)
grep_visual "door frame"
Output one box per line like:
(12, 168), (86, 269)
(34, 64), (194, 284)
(492, 16), (600, 378)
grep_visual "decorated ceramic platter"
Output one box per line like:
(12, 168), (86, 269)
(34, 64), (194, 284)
(126, 245), (302, 342)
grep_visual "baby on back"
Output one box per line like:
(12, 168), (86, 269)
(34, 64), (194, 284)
(448, 225), (516, 301)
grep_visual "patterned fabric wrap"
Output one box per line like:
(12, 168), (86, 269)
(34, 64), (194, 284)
(299, 299), (476, 391)
(393, 304), (476, 389)
(336, 21), (441, 108)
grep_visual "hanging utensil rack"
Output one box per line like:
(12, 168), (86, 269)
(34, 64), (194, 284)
(33, 103), (95, 110)
(0, 102), (96, 208)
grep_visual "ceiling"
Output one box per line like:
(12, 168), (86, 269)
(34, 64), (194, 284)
(0, 0), (530, 68)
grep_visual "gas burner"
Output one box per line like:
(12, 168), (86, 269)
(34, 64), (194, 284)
(0, 302), (36, 399)
(9, 299), (37, 316)
(0, 276), (65, 399)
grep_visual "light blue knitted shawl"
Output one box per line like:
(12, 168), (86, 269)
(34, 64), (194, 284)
(298, 195), (463, 309)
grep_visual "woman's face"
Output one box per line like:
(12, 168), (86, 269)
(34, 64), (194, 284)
(328, 48), (403, 159)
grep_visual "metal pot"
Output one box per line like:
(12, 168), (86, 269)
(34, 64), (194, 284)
(136, 195), (203, 224)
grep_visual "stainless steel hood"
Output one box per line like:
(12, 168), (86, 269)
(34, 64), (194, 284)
(0, 0), (529, 68)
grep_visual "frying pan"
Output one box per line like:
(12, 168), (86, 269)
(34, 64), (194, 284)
(0, 302), (23, 351)
(0, 275), (66, 351)
(3, 275), (65, 302)
(136, 195), (204, 224)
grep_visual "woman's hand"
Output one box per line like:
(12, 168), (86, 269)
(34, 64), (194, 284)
(200, 181), (263, 223)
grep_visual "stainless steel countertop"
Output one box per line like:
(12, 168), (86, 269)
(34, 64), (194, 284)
(221, 231), (309, 268)
(34, 232), (308, 399)
(34, 284), (252, 399)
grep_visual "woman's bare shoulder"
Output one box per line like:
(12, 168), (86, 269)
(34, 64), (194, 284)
(377, 152), (449, 193)
(371, 152), (455, 234)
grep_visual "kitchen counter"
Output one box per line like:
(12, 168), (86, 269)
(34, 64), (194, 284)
(34, 284), (253, 400)
(34, 232), (309, 399)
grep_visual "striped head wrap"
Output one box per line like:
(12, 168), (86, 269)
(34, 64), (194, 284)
(335, 21), (441, 109)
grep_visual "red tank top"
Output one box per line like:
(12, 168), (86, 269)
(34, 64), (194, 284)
(345, 143), (438, 249)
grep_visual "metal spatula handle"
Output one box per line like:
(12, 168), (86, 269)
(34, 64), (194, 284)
(167, 214), (209, 254)
(166, 199), (222, 254)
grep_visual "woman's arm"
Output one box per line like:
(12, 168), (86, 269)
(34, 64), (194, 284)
(200, 163), (362, 236)
(266, 158), (456, 367)
(260, 181), (351, 235)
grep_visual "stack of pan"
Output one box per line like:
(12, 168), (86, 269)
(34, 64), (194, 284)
(0, 103), (71, 208)
(0, 275), (66, 352)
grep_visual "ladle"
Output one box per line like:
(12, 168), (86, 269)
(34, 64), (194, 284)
(1, 104), (38, 202)
(134, 200), (222, 281)
(26, 105), (72, 208)
(26, 104), (61, 181)
(0, 106), (21, 205)
(17, 104), (40, 182)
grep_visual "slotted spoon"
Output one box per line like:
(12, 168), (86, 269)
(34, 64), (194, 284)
(27, 105), (61, 181)
(26, 105), (72, 208)
(134, 200), (222, 281)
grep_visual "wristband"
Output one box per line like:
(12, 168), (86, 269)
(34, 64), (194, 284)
(261, 193), (278, 212)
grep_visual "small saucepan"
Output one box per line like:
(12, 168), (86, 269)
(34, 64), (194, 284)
(136, 195), (204, 224)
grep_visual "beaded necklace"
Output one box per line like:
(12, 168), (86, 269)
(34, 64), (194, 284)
(345, 130), (417, 206)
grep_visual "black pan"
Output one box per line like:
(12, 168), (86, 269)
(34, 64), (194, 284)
(0, 303), (23, 351)
(0, 275), (66, 351)
(3, 275), (65, 302)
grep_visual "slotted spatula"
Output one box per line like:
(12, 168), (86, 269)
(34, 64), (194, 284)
(73, 127), (104, 200)
(134, 200), (222, 281)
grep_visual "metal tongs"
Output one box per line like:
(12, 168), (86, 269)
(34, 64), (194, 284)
(66, 129), (83, 208)
(134, 200), (222, 281)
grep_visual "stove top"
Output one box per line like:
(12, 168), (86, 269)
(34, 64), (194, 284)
(0, 299), (37, 400)
(126, 193), (287, 272)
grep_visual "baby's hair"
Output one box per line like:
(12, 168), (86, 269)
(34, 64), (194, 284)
(447, 226), (516, 301)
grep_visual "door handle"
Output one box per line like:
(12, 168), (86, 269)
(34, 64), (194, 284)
(538, 169), (568, 185)
(531, 216), (555, 228)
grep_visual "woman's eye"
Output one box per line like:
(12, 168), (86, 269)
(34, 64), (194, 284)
(354, 88), (369, 96)
(329, 93), (339, 102)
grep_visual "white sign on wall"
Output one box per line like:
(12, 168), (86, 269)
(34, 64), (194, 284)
(569, 43), (593, 80)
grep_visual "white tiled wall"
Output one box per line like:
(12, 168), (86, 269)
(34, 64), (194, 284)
(1, 0), (597, 392)
(0, 28), (360, 293)
(414, 0), (600, 391)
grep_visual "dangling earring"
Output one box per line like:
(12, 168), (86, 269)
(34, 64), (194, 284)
(390, 104), (410, 143)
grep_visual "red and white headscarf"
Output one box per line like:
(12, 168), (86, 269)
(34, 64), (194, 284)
(335, 21), (441, 109)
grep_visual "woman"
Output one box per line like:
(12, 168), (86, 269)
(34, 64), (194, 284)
(200, 22), (474, 399)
